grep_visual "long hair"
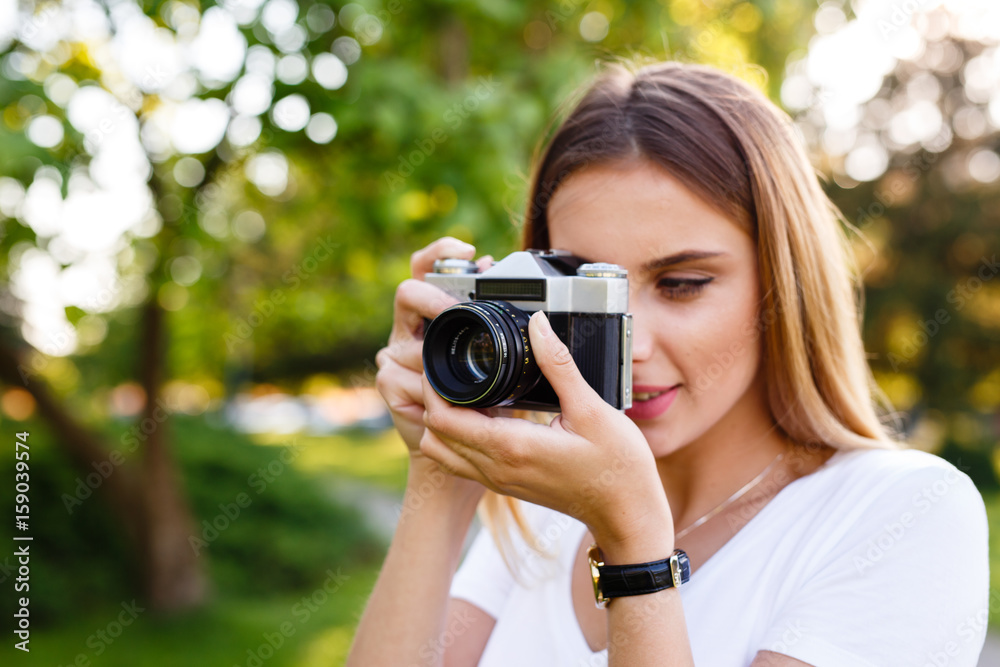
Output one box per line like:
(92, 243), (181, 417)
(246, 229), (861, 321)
(480, 59), (903, 576)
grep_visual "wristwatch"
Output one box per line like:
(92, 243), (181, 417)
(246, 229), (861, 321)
(587, 543), (691, 608)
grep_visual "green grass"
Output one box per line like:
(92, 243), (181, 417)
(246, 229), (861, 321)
(0, 413), (389, 666)
(256, 427), (410, 493)
(23, 566), (381, 666)
(21, 422), (409, 667)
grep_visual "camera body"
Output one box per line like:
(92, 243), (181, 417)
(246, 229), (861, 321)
(421, 249), (632, 411)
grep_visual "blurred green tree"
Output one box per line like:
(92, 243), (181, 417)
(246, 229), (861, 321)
(781, 3), (1000, 484)
(0, 0), (819, 613)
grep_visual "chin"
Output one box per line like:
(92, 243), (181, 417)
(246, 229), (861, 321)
(635, 422), (682, 458)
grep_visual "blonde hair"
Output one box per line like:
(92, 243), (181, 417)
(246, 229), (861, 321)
(481, 59), (903, 574)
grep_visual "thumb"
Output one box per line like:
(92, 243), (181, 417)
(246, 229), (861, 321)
(528, 311), (604, 420)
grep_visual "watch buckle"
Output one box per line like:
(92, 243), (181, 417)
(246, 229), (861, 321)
(587, 544), (609, 609)
(670, 553), (683, 588)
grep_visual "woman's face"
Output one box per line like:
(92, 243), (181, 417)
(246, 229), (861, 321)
(546, 159), (766, 458)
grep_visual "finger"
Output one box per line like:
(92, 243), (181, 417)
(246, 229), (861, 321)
(418, 429), (495, 489)
(475, 255), (494, 272)
(380, 337), (423, 372)
(527, 311), (605, 427)
(375, 346), (392, 370)
(421, 375), (538, 470)
(410, 237), (477, 278)
(375, 357), (425, 414)
(391, 279), (461, 341)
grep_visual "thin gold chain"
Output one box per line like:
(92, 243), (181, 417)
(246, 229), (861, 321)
(674, 449), (786, 540)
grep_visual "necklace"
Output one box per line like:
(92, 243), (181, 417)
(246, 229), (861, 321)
(674, 449), (787, 540)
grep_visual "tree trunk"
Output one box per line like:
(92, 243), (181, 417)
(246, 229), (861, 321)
(0, 337), (142, 540)
(0, 302), (208, 612)
(136, 298), (208, 611)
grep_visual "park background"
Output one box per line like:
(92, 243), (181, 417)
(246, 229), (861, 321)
(0, 0), (999, 664)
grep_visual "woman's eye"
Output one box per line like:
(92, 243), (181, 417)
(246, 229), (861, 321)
(657, 277), (713, 298)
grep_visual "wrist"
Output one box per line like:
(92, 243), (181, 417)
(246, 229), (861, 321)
(591, 498), (674, 565)
(405, 454), (484, 511)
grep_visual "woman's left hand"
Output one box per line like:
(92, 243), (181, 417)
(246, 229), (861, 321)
(419, 310), (674, 558)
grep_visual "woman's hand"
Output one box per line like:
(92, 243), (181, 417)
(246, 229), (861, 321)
(374, 238), (492, 484)
(419, 310), (675, 562)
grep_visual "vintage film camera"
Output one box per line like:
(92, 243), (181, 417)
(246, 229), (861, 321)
(421, 249), (632, 411)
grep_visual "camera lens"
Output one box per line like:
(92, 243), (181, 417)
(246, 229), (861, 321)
(423, 301), (540, 407)
(450, 327), (496, 383)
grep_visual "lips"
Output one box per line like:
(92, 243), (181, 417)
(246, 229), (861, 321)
(626, 384), (680, 421)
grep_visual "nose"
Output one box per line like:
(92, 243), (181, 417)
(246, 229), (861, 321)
(628, 298), (654, 363)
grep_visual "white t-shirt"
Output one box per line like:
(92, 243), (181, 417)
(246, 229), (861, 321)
(450, 446), (992, 666)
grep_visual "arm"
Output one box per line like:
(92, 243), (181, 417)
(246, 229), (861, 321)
(545, 489), (811, 667)
(347, 238), (496, 666)
(750, 652), (813, 666)
(593, 492), (695, 666)
(442, 599), (496, 667)
(418, 311), (701, 666)
(346, 458), (483, 667)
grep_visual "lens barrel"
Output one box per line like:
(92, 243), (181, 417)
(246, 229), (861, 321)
(423, 301), (540, 407)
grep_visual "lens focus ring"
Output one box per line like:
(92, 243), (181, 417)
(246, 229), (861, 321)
(422, 301), (540, 408)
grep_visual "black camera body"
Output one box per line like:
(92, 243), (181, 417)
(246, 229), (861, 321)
(421, 249), (633, 412)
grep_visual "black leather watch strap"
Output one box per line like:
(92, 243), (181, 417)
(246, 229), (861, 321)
(588, 545), (691, 607)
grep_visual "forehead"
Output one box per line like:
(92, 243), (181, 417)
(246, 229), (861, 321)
(546, 160), (750, 268)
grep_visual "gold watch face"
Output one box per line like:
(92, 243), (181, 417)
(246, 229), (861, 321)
(587, 544), (608, 609)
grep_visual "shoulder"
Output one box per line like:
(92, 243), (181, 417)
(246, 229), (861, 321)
(757, 447), (992, 666)
(815, 445), (984, 506)
(830, 443), (964, 474)
(800, 445), (989, 567)
(775, 444), (990, 568)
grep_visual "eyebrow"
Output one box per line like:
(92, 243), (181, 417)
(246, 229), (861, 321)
(640, 251), (728, 275)
(573, 250), (728, 274)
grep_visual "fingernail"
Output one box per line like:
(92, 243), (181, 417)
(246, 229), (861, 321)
(532, 311), (552, 337)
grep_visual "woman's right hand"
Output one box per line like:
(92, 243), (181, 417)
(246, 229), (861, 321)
(375, 237), (493, 471)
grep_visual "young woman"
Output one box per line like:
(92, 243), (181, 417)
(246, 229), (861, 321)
(348, 61), (991, 666)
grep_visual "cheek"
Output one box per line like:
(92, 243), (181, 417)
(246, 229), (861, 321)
(673, 287), (761, 394)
